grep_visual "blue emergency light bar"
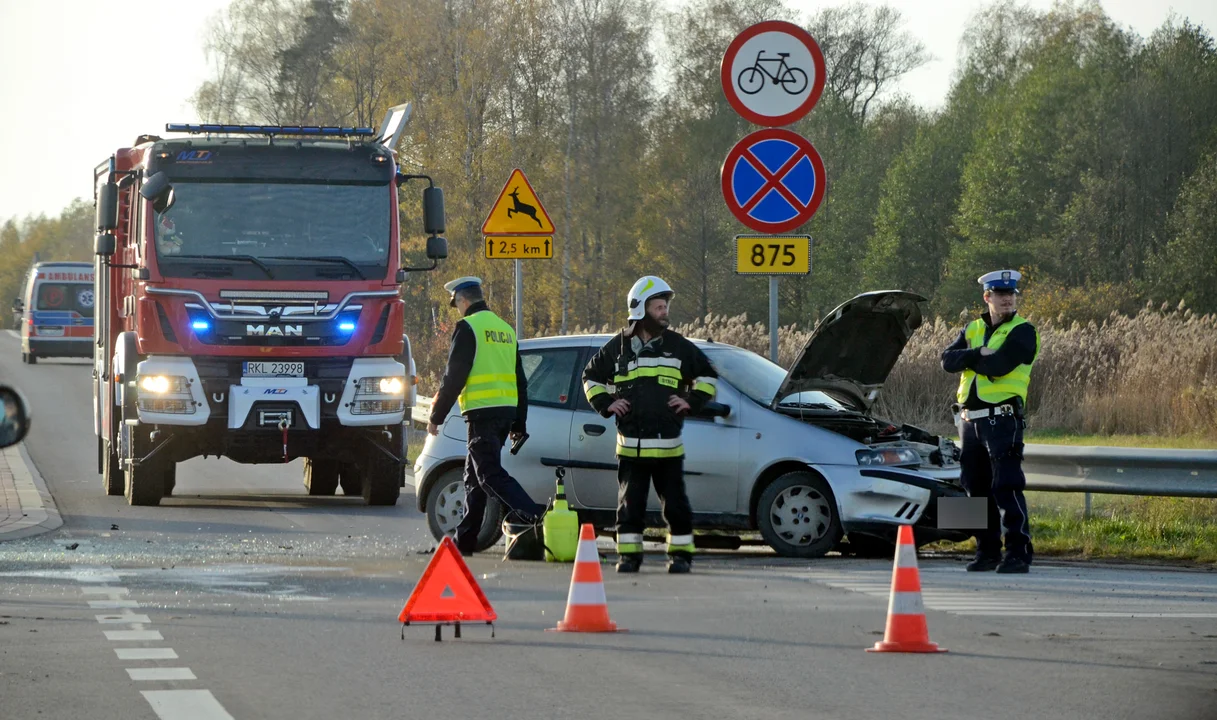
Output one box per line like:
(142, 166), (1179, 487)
(165, 124), (376, 137)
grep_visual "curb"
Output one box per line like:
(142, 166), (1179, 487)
(0, 442), (62, 541)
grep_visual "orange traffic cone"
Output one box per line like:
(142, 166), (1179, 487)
(866, 524), (947, 653)
(549, 524), (620, 633)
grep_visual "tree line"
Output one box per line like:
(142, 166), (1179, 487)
(5, 0), (1215, 338)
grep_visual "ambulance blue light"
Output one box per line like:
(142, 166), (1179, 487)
(338, 322), (357, 333)
(192, 320), (211, 332)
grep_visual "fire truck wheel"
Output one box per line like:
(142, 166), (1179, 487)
(339, 463), (361, 496)
(102, 438), (123, 496)
(303, 458), (340, 496)
(361, 449), (401, 506)
(125, 435), (166, 507)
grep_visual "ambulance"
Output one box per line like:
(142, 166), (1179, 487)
(18, 261), (95, 364)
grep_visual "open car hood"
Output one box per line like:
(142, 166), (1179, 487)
(772, 290), (926, 412)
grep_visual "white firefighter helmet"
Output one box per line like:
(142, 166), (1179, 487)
(627, 276), (674, 321)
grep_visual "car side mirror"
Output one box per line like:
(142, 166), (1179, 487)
(12, 299), (22, 313)
(0, 385), (31, 449)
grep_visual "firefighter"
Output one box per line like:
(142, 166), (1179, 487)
(941, 270), (1040, 574)
(582, 276), (718, 574)
(427, 277), (543, 556)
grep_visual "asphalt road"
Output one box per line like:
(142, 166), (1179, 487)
(1, 331), (1215, 720)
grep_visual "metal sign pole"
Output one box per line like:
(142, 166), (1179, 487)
(769, 276), (779, 363)
(514, 258), (524, 339)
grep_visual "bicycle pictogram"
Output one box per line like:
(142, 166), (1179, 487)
(736, 51), (809, 96)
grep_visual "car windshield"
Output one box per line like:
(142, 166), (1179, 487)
(700, 345), (847, 410)
(153, 181), (391, 280)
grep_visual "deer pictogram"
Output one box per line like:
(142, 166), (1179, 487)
(506, 187), (543, 228)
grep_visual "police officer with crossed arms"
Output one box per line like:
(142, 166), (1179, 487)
(427, 277), (544, 556)
(941, 270), (1040, 574)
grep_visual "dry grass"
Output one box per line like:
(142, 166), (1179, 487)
(412, 303), (1217, 440)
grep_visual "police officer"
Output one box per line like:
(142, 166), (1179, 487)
(941, 270), (1040, 574)
(582, 276), (718, 574)
(427, 277), (544, 556)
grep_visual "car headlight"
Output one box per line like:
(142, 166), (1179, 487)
(856, 448), (921, 467)
(352, 376), (406, 415)
(137, 374), (195, 415)
(378, 377), (405, 395)
(138, 375), (189, 395)
(355, 377), (406, 396)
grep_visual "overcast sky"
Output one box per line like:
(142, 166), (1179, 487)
(1, 0), (1214, 223)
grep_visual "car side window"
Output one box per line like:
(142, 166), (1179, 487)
(521, 349), (581, 409)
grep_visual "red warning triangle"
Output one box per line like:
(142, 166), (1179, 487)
(398, 536), (496, 624)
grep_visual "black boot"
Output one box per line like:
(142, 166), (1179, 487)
(996, 555), (1030, 574)
(966, 551), (1001, 572)
(667, 554), (692, 574)
(615, 554), (642, 573)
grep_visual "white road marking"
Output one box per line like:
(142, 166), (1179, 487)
(105, 630), (164, 641)
(81, 586), (129, 595)
(5, 330), (17, 339)
(117, 648), (179, 660)
(128, 668), (197, 681)
(65, 567), (239, 720)
(89, 599), (140, 609)
(96, 613), (153, 624)
(142, 690), (236, 720)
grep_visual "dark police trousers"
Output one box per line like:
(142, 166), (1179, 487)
(959, 413), (1033, 562)
(454, 418), (543, 554)
(617, 456), (693, 559)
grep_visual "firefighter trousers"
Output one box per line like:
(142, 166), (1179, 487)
(615, 456), (694, 560)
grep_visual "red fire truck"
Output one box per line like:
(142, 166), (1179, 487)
(91, 106), (447, 506)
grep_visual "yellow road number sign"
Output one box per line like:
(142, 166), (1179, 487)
(485, 236), (554, 259)
(735, 235), (811, 275)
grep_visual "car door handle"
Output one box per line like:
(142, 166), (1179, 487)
(583, 424), (606, 436)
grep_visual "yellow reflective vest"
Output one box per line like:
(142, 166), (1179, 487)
(458, 310), (519, 413)
(956, 315), (1039, 405)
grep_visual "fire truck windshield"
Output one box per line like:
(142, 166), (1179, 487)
(153, 181), (392, 281)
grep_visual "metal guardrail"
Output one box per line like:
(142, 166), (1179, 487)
(1023, 444), (1217, 498)
(412, 396), (1217, 498)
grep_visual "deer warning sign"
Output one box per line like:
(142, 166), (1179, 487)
(482, 168), (555, 235)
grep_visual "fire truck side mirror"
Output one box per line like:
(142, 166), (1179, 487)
(425, 236), (448, 260)
(140, 171), (176, 214)
(95, 234), (116, 257)
(96, 182), (119, 231)
(423, 186), (446, 235)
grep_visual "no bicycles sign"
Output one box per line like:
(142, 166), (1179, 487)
(720, 20), (826, 127)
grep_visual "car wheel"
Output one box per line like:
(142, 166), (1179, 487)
(757, 471), (841, 558)
(424, 467), (503, 552)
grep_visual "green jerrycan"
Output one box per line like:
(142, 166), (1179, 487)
(543, 467), (579, 562)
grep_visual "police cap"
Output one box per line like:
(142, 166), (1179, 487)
(444, 276), (483, 307)
(978, 269), (1022, 293)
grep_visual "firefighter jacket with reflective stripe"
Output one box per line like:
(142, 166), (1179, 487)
(582, 329), (718, 458)
(429, 302), (528, 429)
(949, 314), (1039, 407)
